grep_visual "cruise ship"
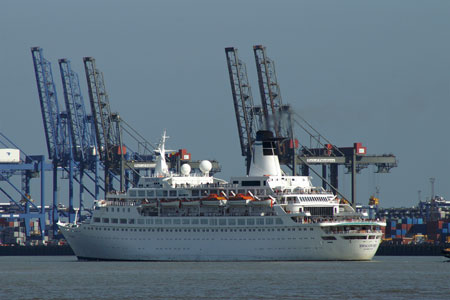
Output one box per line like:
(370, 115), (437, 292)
(59, 130), (385, 261)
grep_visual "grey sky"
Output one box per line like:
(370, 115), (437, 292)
(1, 0), (450, 208)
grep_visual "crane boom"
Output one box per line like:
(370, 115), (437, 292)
(83, 57), (123, 192)
(59, 58), (96, 163)
(31, 47), (65, 162)
(253, 45), (283, 139)
(225, 47), (258, 173)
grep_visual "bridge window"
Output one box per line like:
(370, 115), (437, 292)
(242, 181), (261, 186)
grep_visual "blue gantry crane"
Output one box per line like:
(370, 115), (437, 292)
(0, 132), (52, 241)
(32, 48), (101, 229)
(31, 46), (70, 231)
(59, 58), (101, 209)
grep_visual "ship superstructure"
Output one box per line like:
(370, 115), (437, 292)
(59, 131), (385, 261)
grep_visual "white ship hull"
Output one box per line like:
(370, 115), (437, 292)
(59, 218), (382, 261)
(59, 130), (384, 261)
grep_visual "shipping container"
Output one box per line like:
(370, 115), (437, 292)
(0, 149), (20, 163)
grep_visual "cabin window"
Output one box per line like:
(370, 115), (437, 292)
(111, 218), (118, 224)
(137, 219), (145, 225)
(262, 141), (276, 155)
(164, 219), (172, 225)
(169, 190), (177, 197)
(192, 190), (199, 197)
(156, 190), (164, 197)
(209, 219), (217, 226)
(228, 219), (236, 225)
(256, 218), (264, 225)
(275, 218), (283, 225)
(173, 219), (181, 225)
(200, 219), (208, 225)
(200, 189), (209, 196)
(242, 181), (261, 187)
(105, 208), (108, 212)
(93, 217), (100, 223)
(128, 219), (135, 224)
(247, 219), (255, 225)
(233, 181), (239, 184)
(147, 190), (155, 197)
(182, 219), (190, 225)
(265, 218), (274, 225)
(343, 236), (367, 240)
(155, 219), (162, 225)
(146, 219), (153, 225)
(210, 189), (218, 195)
(192, 219), (199, 225)
(129, 190), (137, 197)
(120, 218), (127, 224)
(238, 189), (245, 194)
(219, 219), (226, 226)
(138, 190), (146, 197)
(238, 219), (245, 226)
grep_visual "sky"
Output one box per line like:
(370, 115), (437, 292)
(1, 0), (450, 208)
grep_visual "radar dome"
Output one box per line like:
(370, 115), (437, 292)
(199, 160), (212, 174)
(180, 164), (191, 176)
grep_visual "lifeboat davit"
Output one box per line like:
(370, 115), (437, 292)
(201, 194), (226, 206)
(227, 193), (253, 206)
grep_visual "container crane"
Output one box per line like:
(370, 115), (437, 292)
(31, 46), (70, 229)
(225, 47), (259, 174)
(253, 45), (296, 171)
(225, 45), (397, 206)
(59, 58), (100, 206)
(83, 57), (125, 194)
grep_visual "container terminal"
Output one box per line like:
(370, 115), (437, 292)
(0, 46), (448, 255)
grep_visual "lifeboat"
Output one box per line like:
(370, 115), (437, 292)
(201, 194), (227, 206)
(181, 199), (200, 206)
(160, 199), (180, 207)
(250, 198), (272, 207)
(141, 200), (158, 208)
(227, 193), (253, 206)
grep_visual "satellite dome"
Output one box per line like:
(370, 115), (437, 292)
(180, 164), (191, 176)
(199, 160), (212, 174)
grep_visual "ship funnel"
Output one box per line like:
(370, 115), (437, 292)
(248, 130), (282, 176)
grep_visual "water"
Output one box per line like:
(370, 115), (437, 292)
(0, 256), (448, 300)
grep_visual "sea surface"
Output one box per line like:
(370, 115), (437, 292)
(0, 256), (448, 300)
